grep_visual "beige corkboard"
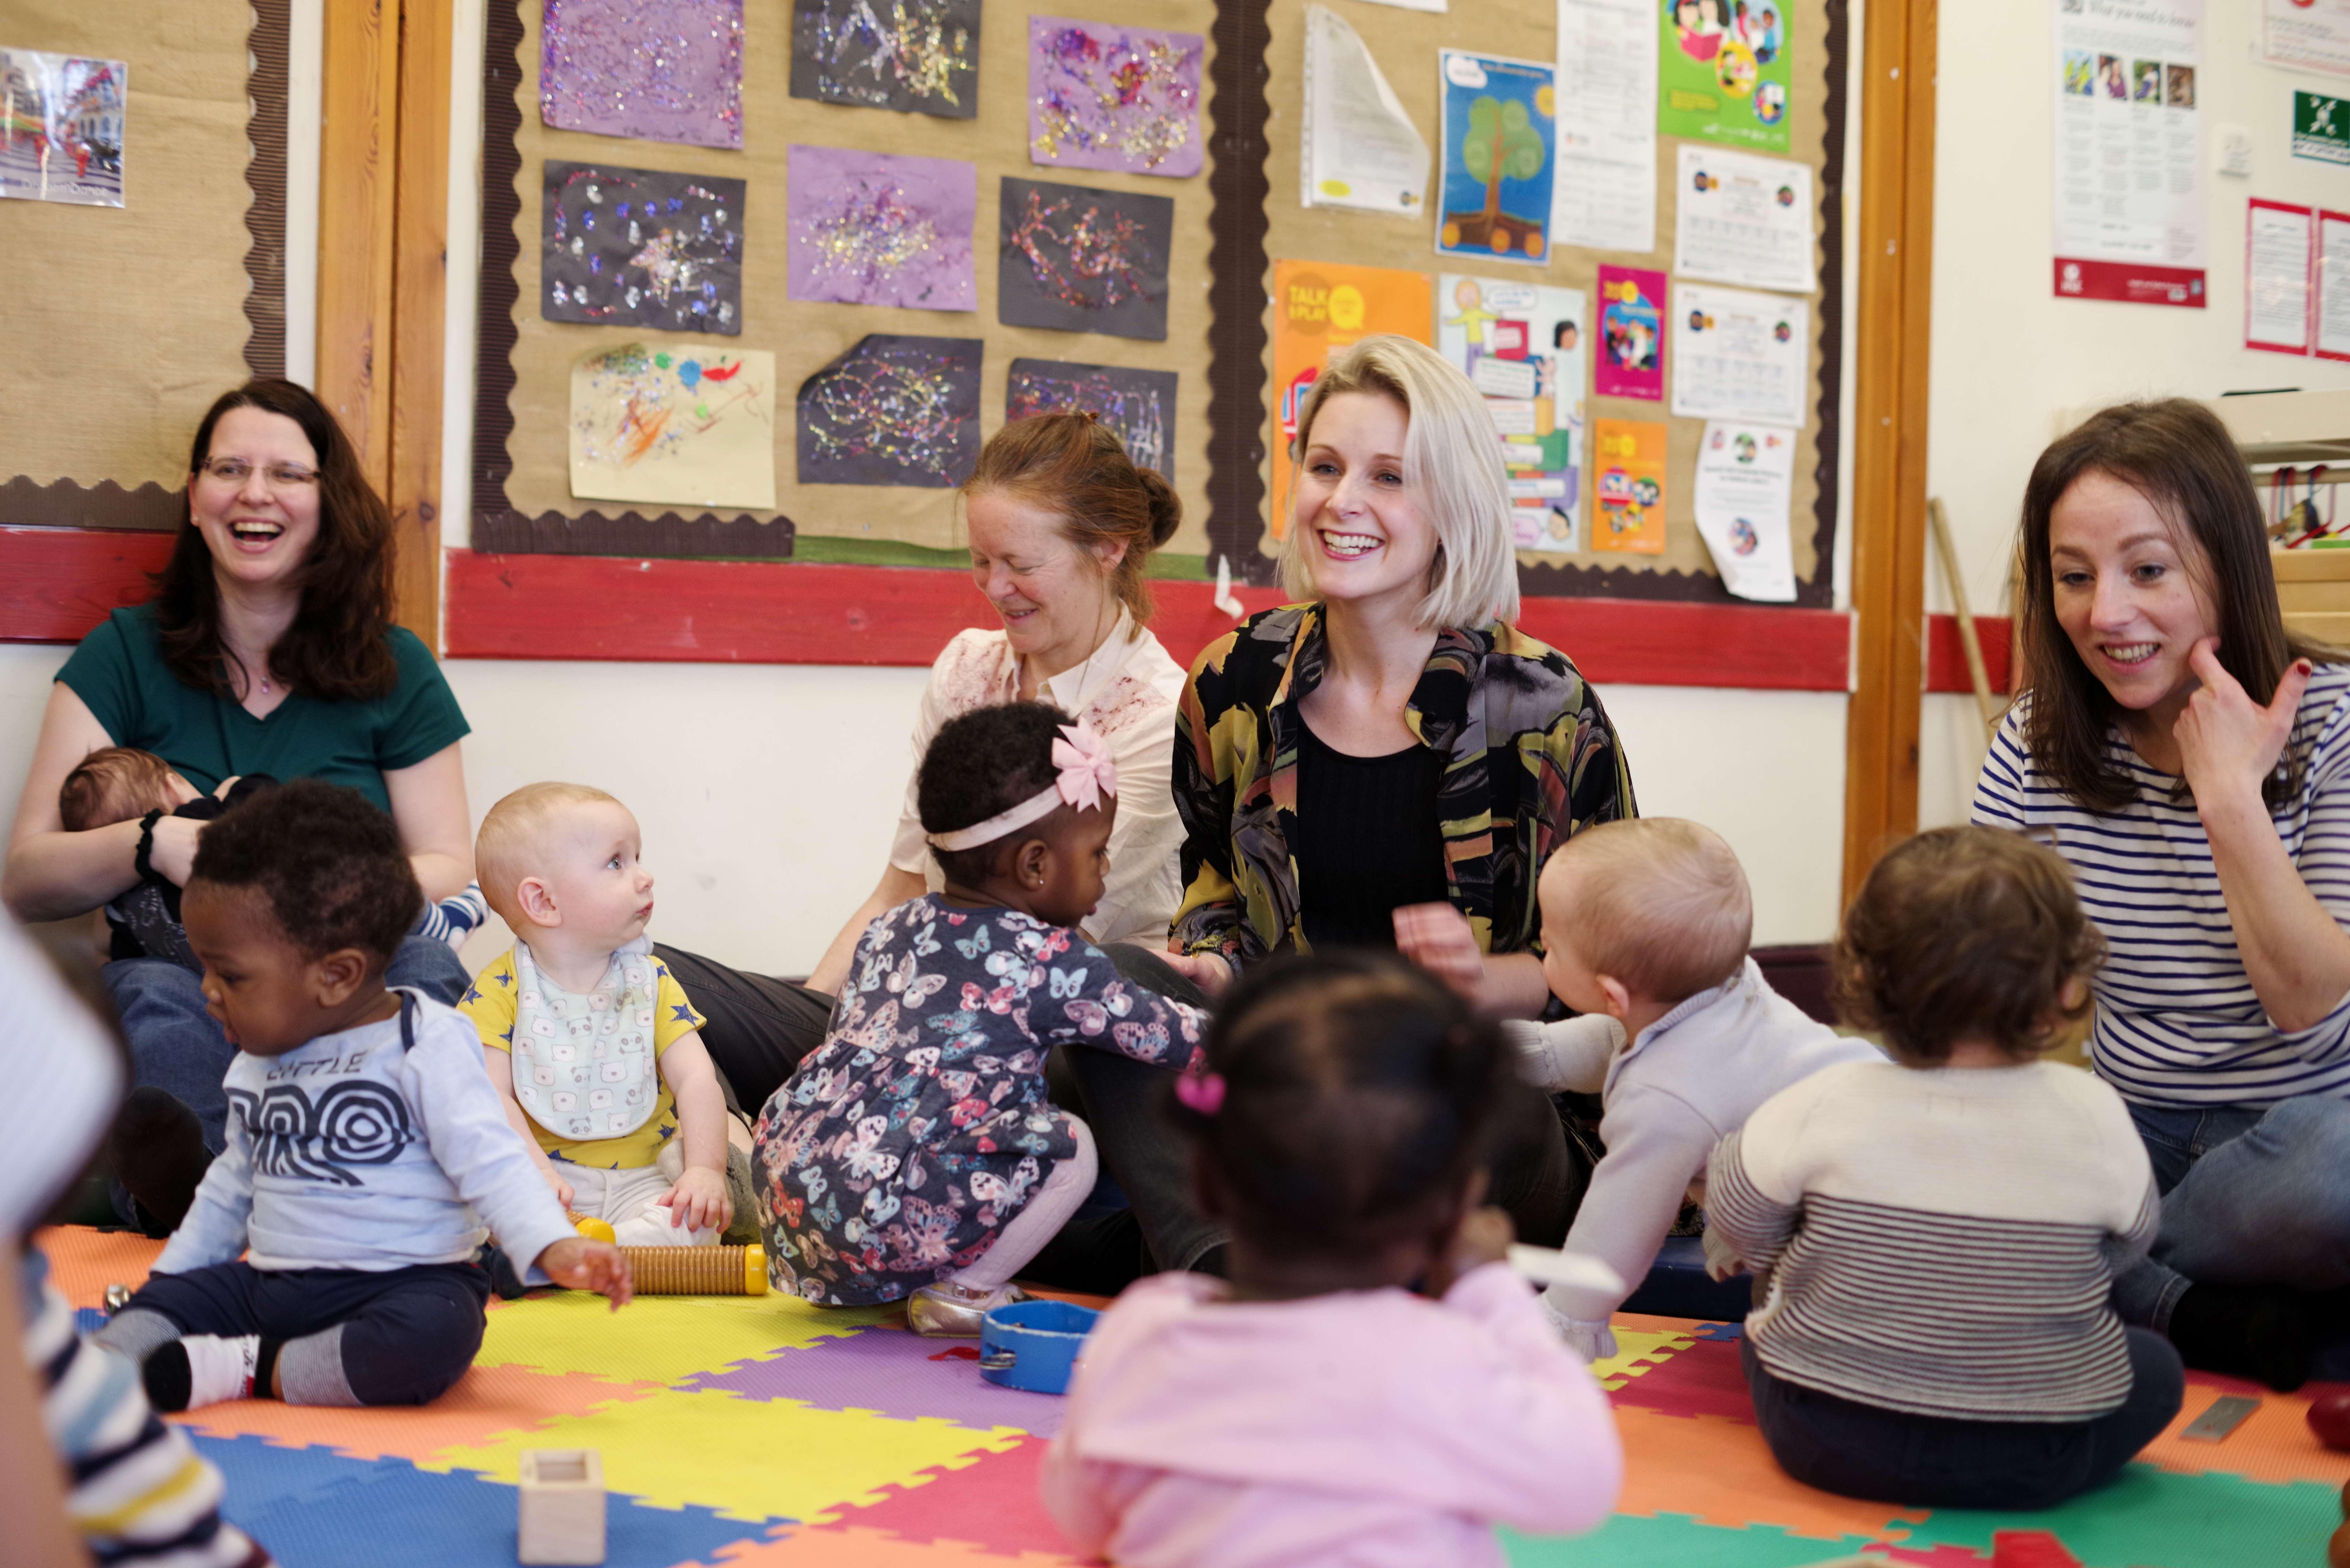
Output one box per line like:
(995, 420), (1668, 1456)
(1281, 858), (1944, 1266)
(498, 1), (1221, 557)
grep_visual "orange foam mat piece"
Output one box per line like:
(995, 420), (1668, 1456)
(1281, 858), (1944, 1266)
(34, 1225), (164, 1308)
(1613, 1405), (1930, 1543)
(2135, 1376), (2350, 1489)
(702, 1524), (1087, 1565)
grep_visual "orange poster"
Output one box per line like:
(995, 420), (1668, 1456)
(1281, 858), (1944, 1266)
(1590, 418), (1667, 554)
(1268, 260), (1434, 537)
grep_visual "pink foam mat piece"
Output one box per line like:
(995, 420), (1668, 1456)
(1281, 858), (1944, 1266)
(1607, 1334), (1756, 1424)
(818, 1432), (1072, 1557)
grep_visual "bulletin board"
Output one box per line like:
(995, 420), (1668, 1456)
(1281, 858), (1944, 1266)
(0, 0), (290, 532)
(471, 0), (1846, 610)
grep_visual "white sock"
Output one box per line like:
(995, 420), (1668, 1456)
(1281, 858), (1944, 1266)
(179, 1334), (263, 1407)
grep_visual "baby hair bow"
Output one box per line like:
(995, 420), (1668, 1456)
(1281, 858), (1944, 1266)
(1052, 721), (1118, 813)
(1174, 1069), (1226, 1116)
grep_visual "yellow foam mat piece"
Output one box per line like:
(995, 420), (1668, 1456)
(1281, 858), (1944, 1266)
(177, 1360), (663, 1463)
(709, 1526), (1087, 1564)
(475, 1289), (893, 1386)
(421, 1386), (1024, 1522)
(1591, 1325), (1697, 1391)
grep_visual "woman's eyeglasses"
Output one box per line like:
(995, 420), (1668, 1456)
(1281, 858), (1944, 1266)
(194, 457), (319, 490)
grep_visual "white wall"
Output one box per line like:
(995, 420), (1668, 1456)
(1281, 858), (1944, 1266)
(1921, 0), (2350, 826)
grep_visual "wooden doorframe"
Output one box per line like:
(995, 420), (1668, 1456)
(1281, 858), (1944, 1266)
(1841, 0), (1938, 907)
(317, 0), (454, 653)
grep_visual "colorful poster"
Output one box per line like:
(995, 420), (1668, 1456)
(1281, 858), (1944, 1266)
(1657, 0), (1791, 153)
(1590, 418), (1667, 554)
(2247, 199), (2314, 355)
(1693, 420), (1796, 601)
(1302, 5), (1429, 216)
(1436, 51), (1557, 266)
(2052, 0), (2205, 308)
(786, 147), (975, 313)
(1672, 145), (1813, 294)
(997, 177), (1172, 340)
(1671, 283), (1808, 426)
(1554, 0), (1658, 253)
(1006, 359), (1178, 478)
(541, 0), (745, 149)
(789, 0), (978, 117)
(542, 162), (745, 334)
(0, 48), (127, 207)
(1439, 276), (1587, 552)
(1594, 265), (1666, 400)
(2295, 92), (2350, 164)
(1027, 18), (1204, 178)
(1269, 260), (1435, 529)
(570, 344), (775, 509)
(2321, 211), (2350, 361)
(2264, 0), (2350, 77)
(797, 335), (983, 487)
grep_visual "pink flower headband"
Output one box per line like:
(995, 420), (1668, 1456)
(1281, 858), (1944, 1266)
(927, 720), (1118, 853)
(1174, 1069), (1226, 1116)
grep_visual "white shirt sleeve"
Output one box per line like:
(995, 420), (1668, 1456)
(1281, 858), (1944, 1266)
(0, 916), (122, 1243)
(888, 635), (991, 877)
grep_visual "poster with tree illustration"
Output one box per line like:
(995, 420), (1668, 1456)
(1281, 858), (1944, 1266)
(1435, 50), (1556, 267)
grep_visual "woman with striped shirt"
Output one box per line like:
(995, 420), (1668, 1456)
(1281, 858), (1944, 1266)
(1972, 398), (2350, 1391)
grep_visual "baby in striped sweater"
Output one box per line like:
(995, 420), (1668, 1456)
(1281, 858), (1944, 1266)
(1706, 825), (2184, 1510)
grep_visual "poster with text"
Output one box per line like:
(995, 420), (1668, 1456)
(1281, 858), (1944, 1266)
(2321, 211), (2350, 361)
(2052, 0), (2205, 307)
(1439, 275), (1587, 551)
(2264, 0), (2350, 78)
(1693, 420), (1796, 600)
(1554, 0), (1657, 253)
(1595, 265), (1666, 399)
(1673, 145), (1813, 294)
(0, 48), (126, 207)
(1672, 283), (1808, 426)
(2247, 199), (2313, 354)
(1436, 51), (1557, 266)
(1591, 418), (1667, 554)
(1303, 5), (1429, 215)
(1270, 260), (1434, 531)
(1658, 0), (1790, 152)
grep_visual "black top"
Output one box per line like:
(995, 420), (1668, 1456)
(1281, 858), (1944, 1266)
(1292, 719), (1449, 952)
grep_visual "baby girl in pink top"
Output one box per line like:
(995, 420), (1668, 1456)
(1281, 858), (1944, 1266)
(1041, 952), (1623, 1568)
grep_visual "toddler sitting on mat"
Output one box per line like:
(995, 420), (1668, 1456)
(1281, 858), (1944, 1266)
(462, 782), (740, 1247)
(95, 781), (629, 1412)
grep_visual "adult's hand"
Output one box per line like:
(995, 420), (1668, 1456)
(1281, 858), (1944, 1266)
(2175, 638), (2310, 808)
(144, 814), (206, 887)
(1394, 902), (1483, 1002)
(1158, 948), (1234, 999)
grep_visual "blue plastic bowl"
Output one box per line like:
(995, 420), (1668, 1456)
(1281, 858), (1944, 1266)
(978, 1299), (1100, 1395)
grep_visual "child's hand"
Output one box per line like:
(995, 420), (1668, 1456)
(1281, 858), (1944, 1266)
(1701, 1225), (1745, 1282)
(1393, 903), (1485, 1003)
(534, 1238), (633, 1309)
(541, 1167), (575, 1210)
(1159, 948), (1233, 999)
(1425, 1205), (1515, 1297)
(659, 1166), (732, 1234)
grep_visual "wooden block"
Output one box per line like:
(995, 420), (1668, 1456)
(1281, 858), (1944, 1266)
(517, 1448), (605, 1566)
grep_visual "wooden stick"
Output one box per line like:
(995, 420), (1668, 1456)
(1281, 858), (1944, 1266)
(1928, 498), (2002, 742)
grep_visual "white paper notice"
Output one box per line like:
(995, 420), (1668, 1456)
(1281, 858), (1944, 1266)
(2051, 0), (2207, 307)
(1694, 421), (1798, 602)
(1352, 0), (1446, 11)
(2264, 0), (2350, 77)
(1672, 145), (1814, 294)
(1554, 0), (1658, 253)
(2247, 200), (2313, 353)
(1672, 283), (1809, 426)
(1303, 6), (1430, 215)
(2320, 212), (2350, 360)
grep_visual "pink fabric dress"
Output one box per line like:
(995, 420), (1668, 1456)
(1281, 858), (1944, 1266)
(1041, 1263), (1623, 1568)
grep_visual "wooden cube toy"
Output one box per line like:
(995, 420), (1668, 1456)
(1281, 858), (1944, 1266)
(518, 1448), (605, 1566)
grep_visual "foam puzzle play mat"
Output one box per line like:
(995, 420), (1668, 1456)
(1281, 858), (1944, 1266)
(36, 1225), (2350, 1567)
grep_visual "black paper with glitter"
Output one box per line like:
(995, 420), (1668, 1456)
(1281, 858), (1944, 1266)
(542, 161), (747, 335)
(789, 0), (980, 120)
(996, 177), (1172, 342)
(1006, 359), (1178, 480)
(797, 335), (984, 487)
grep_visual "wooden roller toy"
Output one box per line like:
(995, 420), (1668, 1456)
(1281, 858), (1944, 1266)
(622, 1244), (767, 1295)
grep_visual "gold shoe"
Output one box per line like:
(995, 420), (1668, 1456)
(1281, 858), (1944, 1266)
(907, 1282), (1029, 1337)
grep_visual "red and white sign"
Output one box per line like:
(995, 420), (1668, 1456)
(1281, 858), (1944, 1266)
(2051, 0), (2207, 310)
(2246, 198), (2315, 355)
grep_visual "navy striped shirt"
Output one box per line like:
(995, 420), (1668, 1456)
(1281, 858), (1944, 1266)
(1971, 666), (2350, 1107)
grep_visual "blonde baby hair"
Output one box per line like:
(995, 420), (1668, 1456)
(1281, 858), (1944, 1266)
(1541, 818), (1753, 1006)
(475, 781), (625, 928)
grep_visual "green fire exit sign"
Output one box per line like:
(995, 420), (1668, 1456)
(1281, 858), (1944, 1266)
(2295, 91), (2350, 165)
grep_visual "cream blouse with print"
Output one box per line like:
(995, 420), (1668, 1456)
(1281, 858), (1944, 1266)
(888, 612), (1188, 950)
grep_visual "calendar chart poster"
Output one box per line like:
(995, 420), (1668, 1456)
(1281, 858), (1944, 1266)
(1672, 282), (1808, 426)
(1672, 145), (1813, 294)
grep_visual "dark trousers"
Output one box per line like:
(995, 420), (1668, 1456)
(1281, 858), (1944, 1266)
(652, 944), (837, 1118)
(1741, 1329), (2185, 1510)
(126, 1261), (492, 1407)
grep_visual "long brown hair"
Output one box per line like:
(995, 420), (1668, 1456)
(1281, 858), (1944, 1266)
(2017, 398), (2335, 811)
(159, 380), (399, 702)
(959, 412), (1180, 622)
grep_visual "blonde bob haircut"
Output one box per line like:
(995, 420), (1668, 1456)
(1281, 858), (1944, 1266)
(1279, 334), (1520, 629)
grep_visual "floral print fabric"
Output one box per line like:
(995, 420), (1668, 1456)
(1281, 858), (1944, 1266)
(752, 895), (1208, 1306)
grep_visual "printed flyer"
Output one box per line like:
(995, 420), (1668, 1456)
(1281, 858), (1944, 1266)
(1436, 50), (1558, 266)
(2051, 0), (2206, 308)
(1439, 275), (1587, 551)
(1672, 145), (1813, 294)
(1270, 260), (1434, 529)
(1553, 0), (1657, 253)
(1693, 419), (1797, 601)
(1595, 265), (1666, 400)
(1671, 283), (1808, 426)
(1658, 0), (1791, 153)
(2264, 0), (2350, 77)
(1591, 418), (1668, 554)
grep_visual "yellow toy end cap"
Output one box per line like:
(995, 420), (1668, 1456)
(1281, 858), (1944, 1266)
(574, 1216), (616, 1245)
(744, 1245), (768, 1295)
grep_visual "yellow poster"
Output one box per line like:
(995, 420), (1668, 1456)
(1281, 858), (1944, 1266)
(1268, 259), (1434, 537)
(1590, 418), (1667, 554)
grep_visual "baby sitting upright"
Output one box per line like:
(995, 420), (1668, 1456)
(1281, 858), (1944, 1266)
(463, 783), (737, 1248)
(1519, 817), (1880, 1359)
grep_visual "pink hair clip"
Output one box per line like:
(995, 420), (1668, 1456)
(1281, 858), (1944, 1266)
(1174, 1069), (1226, 1116)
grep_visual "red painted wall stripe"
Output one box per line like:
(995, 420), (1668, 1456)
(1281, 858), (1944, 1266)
(0, 528), (176, 645)
(1924, 613), (2015, 696)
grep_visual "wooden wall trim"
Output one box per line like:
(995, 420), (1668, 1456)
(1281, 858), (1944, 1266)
(390, 0), (454, 650)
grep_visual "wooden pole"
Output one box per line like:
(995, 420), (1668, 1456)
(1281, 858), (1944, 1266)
(1928, 498), (2001, 740)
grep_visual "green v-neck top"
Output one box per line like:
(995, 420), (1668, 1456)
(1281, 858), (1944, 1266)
(56, 606), (470, 814)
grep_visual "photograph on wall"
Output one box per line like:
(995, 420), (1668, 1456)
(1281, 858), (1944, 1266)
(1438, 275), (1585, 552)
(2052, 0), (2204, 306)
(997, 177), (1172, 340)
(1692, 418), (1796, 601)
(1435, 50), (1556, 265)
(0, 48), (127, 207)
(569, 343), (776, 510)
(1006, 359), (1178, 478)
(1027, 17), (1204, 178)
(1269, 260), (1434, 526)
(1672, 145), (1813, 294)
(1301, 4), (1429, 215)
(789, 0), (979, 117)
(786, 147), (976, 313)
(1670, 282), (1808, 426)
(1657, 0), (1791, 154)
(540, 0), (745, 150)
(798, 334), (983, 486)
(1590, 417), (1667, 554)
(542, 161), (746, 333)
(1594, 264), (1665, 400)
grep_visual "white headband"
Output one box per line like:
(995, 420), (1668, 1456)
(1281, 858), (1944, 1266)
(927, 720), (1118, 853)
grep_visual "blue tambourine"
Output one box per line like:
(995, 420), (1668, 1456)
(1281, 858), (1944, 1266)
(978, 1299), (1101, 1395)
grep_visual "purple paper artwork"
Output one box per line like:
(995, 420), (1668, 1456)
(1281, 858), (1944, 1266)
(790, 0), (980, 119)
(542, 161), (745, 333)
(798, 334), (983, 486)
(787, 146), (977, 312)
(1026, 17), (1203, 178)
(541, 0), (745, 150)
(1007, 359), (1177, 479)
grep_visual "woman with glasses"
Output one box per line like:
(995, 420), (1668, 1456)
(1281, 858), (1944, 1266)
(1, 380), (474, 1230)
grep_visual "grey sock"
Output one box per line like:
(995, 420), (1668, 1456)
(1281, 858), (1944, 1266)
(92, 1307), (182, 1364)
(274, 1323), (361, 1407)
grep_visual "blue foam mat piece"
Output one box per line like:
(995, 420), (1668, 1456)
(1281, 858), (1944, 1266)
(1619, 1236), (1753, 1322)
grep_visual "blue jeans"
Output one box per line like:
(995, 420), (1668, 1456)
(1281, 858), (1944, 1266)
(2111, 1097), (2350, 1330)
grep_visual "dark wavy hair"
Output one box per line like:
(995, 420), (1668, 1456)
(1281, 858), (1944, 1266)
(161, 380), (399, 702)
(916, 702), (1074, 882)
(961, 412), (1180, 623)
(189, 779), (421, 965)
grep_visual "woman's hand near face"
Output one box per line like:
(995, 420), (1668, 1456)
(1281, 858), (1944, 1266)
(2174, 639), (2313, 808)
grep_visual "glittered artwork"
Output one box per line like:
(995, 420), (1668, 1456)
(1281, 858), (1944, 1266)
(798, 335), (983, 486)
(542, 161), (746, 334)
(569, 343), (777, 509)
(1026, 17), (1204, 178)
(789, 0), (980, 119)
(540, 0), (745, 150)
(996, 178), (1172, 341)
(787, 146), (976, 312)
(1006, 359), (1177, 479)
(0, 49), (128, 208)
